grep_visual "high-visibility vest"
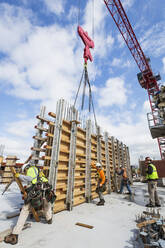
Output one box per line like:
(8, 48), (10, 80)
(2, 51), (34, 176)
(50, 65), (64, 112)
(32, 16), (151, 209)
(146, 164), (158, 180)
(97, 169), (105, 184)
(27, 166), (48, 184)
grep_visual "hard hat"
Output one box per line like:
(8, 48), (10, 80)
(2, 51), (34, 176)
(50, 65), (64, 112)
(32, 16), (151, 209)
(96, 162), (101, 168)
(21, 163), (31, 172)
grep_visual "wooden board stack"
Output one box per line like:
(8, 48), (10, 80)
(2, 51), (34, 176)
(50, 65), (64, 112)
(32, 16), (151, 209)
(0, 156), (18, 183)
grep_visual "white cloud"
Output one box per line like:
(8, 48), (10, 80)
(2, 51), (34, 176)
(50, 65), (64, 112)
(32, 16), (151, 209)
(140, 22), (165, 57)
(117, 34), (125, 48)
(122, 0), (135, 9)
(111, 58), (121, 67)
(0, 135), (32, 162)
(98, 77), (128, 107)
(143, 100), (150, 113)
(0, 15), (84, 102)
(96, 109), (160, 164)
(67, 6), (79, 22)
(162, 57), (165, 73)
(43, 0), (65, 16)
(6, 119), (35, 138)
(111, 57), (132, 68)
(0, 4), (32, 54)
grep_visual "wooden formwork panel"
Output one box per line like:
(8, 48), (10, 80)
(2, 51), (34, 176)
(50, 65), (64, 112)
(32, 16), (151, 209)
(73, 127), (86, 207)
(53, 120), (71, 213)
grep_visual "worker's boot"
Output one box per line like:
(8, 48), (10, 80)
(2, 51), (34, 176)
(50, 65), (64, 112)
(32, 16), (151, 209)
(97, 199), (105, 206)
(4, 234), (18, 245)
(145, 203), (155, 208)
(47, 218), (52, 224)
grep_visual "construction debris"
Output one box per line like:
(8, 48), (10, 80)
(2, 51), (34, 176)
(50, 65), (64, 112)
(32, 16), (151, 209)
(136, 209), (165, 248)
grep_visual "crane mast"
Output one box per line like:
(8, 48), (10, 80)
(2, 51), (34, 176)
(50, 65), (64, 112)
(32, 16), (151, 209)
(103, 0), (164, 159)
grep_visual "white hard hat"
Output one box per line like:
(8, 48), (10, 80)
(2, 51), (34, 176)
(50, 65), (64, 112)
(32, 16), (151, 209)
(22, 163), (30, 172)
(96, 162), (101, 168)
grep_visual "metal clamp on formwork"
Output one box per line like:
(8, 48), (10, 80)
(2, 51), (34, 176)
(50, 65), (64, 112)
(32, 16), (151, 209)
(104, 132), (111, 194)
(85, 119), (92, 203)
(66, 107), (79, 211)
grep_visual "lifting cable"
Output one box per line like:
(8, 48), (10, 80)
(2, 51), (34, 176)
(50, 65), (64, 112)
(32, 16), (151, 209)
(74, 0), (97, 128)
(73, 65), (98, 128)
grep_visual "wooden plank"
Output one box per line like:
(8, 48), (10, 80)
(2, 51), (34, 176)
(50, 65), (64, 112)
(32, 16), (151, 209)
(31, 147), (45, 152)
(136, 219), (156, 228)
(76, 135), (86, 141)
(34, 125), (48, 132)
(48, 112), (56, 118)
(46, 133), (54, 138)
(75, 222), (94, 229)
(36, 115), (49, 123)
(33, 136), (47, 142)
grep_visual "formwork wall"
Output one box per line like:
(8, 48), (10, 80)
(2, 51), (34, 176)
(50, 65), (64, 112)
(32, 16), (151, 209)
(1, 99), (132, 213)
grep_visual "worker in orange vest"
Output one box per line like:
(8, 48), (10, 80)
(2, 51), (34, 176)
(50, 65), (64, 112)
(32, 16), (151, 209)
(91, 161), (106, 206)
(115, 165), (132, 194)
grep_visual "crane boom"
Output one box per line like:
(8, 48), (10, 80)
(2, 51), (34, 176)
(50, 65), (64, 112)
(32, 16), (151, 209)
(103, 0), (164, 159)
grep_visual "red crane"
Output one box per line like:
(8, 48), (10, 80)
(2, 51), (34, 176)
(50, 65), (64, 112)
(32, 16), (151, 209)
(103, 0), (165, 159)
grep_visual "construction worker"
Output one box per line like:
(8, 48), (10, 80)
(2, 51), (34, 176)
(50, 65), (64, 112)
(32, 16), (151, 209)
(145, 157), (161, 207)
(4, 162), (56, 245)
(91, 161), (106, 206)
(115, 165), (132, 194)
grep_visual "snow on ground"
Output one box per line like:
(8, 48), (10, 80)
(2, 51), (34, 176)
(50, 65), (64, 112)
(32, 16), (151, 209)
(0, 182), (165, 248)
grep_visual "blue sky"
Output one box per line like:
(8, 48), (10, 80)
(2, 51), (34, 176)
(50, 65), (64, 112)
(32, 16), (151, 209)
(0, 0), (165, 164)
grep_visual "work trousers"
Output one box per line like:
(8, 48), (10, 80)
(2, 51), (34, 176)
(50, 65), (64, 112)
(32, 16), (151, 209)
(148, 180), (160, 206)
(96, 182), (104, 201)
(119, 179), (132, 194)
(12, 199), (52, 235)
